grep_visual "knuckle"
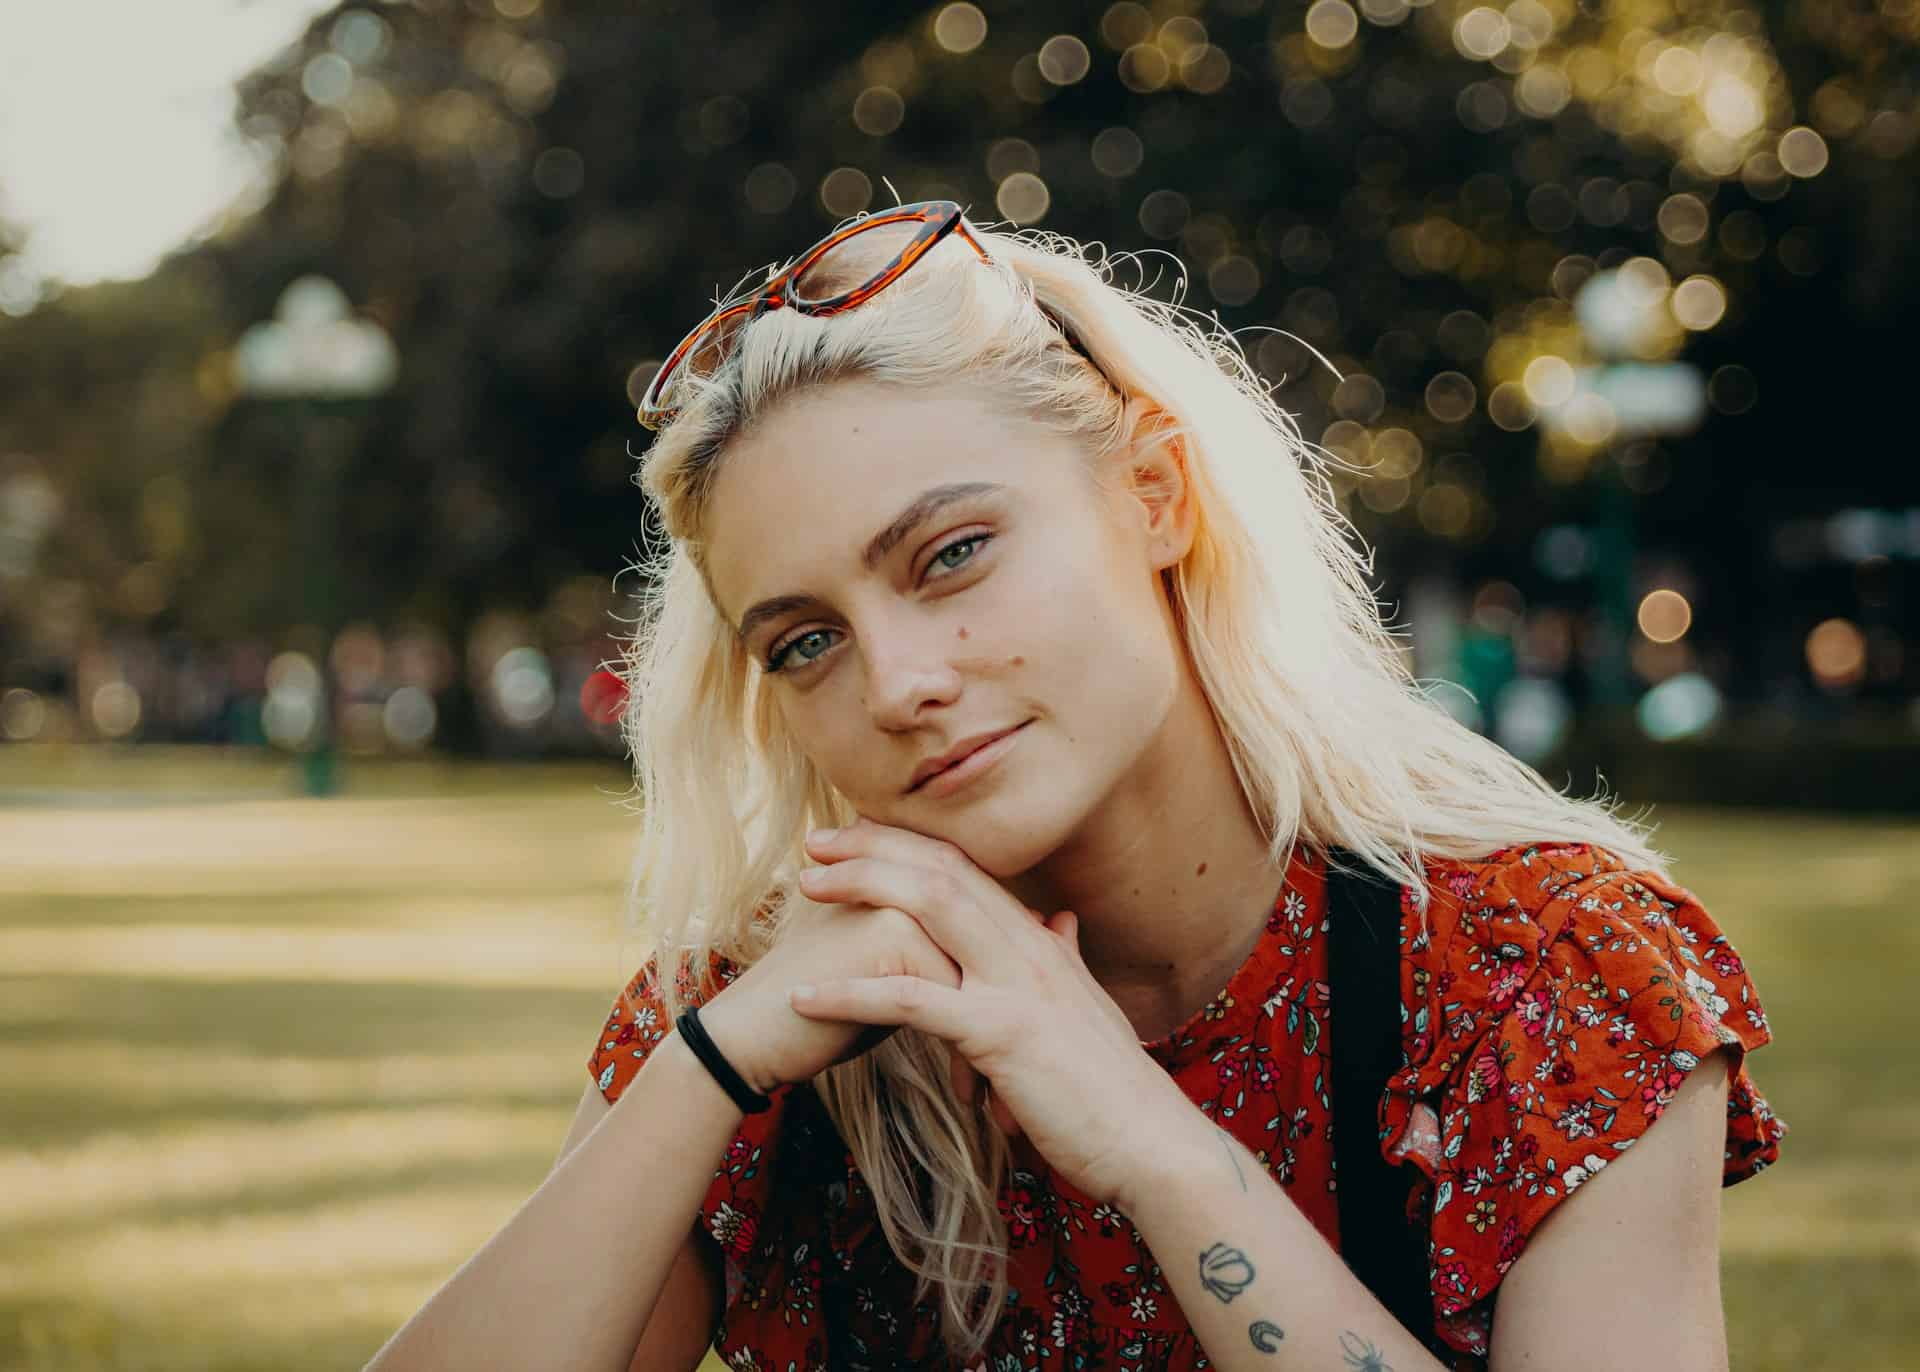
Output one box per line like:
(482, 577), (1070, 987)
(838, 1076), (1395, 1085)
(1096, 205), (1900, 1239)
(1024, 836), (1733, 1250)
(873, 905), (923, 948)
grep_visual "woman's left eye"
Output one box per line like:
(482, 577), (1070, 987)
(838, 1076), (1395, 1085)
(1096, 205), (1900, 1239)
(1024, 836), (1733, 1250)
(925, 533), (991, 580)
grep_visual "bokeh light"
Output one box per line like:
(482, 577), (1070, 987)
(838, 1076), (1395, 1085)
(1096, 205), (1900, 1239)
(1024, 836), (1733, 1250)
(1637, 672), (1723, 740)
(491, 646), (555, 728)
(995, 171), (1050, 224)
(263, 651), (323, 751)
(1305, 1), (1359, 50)
(1037, 35), (1091, 86)
(1099, 3), (1153, 50)
(932, 3), (987, 54)
(1778, 125), (1830, 178)
(579, 668), (628, 726)
(1671, 276), (1728, 331)
(852, 87), (905, 136)
(1090, 126), (1143, 177)
(382, 685), (438, 749)
(1638, 589), (1694, 644)
(1494, 677), (1571, 762)
(3, 686), (48, 740)
(818, 167), (872, 217)
(1522, 355), (1576, 408)
(1806, 618), (1867, 690)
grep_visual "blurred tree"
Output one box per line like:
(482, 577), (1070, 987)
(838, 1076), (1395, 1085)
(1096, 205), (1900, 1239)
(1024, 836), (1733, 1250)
(1, 0), (1914, 740)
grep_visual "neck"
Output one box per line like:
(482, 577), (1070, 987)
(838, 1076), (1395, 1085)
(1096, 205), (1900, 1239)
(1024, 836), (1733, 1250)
(1003, 657), (1290, 1042)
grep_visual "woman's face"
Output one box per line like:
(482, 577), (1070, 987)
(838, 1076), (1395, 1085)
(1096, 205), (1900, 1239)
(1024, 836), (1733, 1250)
(703, 378), (1191, 877)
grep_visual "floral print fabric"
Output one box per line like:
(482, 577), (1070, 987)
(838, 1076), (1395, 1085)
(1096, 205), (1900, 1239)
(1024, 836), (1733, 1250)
(588, 843), (1786, 1370)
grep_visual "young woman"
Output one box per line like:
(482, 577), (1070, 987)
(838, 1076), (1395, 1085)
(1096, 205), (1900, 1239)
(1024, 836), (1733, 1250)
(367, 203), (1785, 1372)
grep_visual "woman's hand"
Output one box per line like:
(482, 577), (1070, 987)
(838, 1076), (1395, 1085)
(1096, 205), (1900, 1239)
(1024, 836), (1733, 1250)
(785, 817), (1199, 1210)
(692, 889), (965, 1097)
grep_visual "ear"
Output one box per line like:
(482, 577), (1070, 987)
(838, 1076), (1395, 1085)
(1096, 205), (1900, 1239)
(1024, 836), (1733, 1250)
(1119, 403), (1198, 574)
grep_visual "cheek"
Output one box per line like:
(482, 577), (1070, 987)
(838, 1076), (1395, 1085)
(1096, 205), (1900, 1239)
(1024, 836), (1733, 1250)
(991, 532), (1120, 639)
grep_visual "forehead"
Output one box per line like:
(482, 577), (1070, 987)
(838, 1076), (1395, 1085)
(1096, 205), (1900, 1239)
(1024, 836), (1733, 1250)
(703, 379), (1075, 621)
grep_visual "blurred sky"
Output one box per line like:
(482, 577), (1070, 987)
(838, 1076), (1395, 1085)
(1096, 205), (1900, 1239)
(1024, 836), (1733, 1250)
(0, 0), (332, 287)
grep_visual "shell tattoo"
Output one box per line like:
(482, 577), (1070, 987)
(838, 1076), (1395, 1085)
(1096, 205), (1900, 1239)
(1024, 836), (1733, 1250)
(1198, 1243), (1257, 1303)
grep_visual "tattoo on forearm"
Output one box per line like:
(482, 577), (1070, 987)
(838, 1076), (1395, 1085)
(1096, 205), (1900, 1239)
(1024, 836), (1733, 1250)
(1214, 1125), (1248, 1192)
(1198, 1242), (1256, 1303)
(1338, 1329), (1395, 1370)
(1248, 1319), (1286, 1353)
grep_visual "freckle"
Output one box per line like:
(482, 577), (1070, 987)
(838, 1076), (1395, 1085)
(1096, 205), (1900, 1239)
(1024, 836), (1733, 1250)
(1009, 655), (1024, 666)
(957, 626), (969, 639)
(1196, 862), (1208, 876)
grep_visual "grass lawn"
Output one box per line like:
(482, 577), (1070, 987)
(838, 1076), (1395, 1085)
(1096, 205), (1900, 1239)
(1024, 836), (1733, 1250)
(1, 745), (1912, 1369)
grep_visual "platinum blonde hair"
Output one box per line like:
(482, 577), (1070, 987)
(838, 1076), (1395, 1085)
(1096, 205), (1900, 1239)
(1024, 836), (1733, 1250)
(617, 214), (1667, 1362)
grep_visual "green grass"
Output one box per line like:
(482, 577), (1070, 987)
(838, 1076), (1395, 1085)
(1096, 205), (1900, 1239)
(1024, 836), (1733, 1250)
(0, 745), (1911, 1369)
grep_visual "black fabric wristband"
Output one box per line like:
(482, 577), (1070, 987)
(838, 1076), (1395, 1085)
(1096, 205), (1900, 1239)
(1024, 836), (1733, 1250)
(675, 1005), (774, 1114)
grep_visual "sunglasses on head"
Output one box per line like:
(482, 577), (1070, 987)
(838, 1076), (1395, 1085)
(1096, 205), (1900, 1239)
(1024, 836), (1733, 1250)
(636, 200), (992, 431)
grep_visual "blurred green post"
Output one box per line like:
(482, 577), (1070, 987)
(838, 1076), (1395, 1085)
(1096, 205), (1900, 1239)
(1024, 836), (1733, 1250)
(1588, 463), (1637, 708)
(233, 276), (397, 796)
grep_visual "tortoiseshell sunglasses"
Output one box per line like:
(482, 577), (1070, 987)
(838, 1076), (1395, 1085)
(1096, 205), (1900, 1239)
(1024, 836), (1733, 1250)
(636, 200), (993, 431)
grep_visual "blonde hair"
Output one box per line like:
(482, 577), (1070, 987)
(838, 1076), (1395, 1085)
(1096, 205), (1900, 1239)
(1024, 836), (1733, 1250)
(617, 213), (1667, 1362)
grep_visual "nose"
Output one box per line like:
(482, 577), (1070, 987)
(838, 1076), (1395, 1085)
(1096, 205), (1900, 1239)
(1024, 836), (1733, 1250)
(860, 608), (963, 730)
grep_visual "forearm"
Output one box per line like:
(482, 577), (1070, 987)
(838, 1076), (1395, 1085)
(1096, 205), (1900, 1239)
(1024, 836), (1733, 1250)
(365, 1030), (741, 1372)
(1118, 1112), (1449, 1372)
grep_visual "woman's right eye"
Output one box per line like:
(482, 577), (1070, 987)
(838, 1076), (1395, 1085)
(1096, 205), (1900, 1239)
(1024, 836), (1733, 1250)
(766, 627), (840, 674)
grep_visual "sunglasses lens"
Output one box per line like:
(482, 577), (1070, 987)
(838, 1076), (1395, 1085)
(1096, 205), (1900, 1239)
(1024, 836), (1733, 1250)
(685, 309), (749, 377)
(647, 307), (750, 414)
(791, 218), (927, 308)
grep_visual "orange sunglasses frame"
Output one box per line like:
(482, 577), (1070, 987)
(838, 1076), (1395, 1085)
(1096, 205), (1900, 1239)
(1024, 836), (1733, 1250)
(636, 200), (991, 430)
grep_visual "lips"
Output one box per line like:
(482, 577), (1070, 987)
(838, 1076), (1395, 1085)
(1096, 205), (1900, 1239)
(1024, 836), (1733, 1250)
(907, 722), (1029, 793)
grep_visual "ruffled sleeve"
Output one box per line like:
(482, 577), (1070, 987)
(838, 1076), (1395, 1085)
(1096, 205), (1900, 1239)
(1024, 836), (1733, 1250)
(588, 946), (740, 1102)
(1379, 843), (1788, 1363)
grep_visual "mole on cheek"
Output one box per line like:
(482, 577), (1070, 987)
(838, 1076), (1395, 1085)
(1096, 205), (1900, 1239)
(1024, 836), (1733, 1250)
(1009, 655), (1024, 666)
(1196, 862), (1208, 876)
(957, 626), (969, 640)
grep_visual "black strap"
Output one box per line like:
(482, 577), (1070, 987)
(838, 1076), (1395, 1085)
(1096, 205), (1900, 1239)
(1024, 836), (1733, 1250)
(1325, 850), (1437, 1353)
(676, 1004), (774, 1114)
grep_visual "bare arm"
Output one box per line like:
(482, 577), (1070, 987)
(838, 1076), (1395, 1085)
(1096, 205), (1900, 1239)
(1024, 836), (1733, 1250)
(363, 1030), (741, 1372)
(551, 1083), (726, 1372)
(1487, 1047), (1733, 1370)
(362, 889), (970, 1370)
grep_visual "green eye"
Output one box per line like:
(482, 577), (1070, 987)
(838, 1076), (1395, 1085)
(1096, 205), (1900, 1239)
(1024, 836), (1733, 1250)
(766, 628), (839, 673)
(764, 534), (993, 675)
(929, 534), (989, 577)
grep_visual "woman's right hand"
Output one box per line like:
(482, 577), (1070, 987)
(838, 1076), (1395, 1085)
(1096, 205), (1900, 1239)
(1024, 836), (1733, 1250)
(690, 891), (967, 1094)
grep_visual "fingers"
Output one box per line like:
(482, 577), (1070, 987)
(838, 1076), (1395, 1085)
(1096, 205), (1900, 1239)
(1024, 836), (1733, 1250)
(799, 852), (1002, 973)
(804, 819), (1036, 948)
(787, 974), (973, 1045)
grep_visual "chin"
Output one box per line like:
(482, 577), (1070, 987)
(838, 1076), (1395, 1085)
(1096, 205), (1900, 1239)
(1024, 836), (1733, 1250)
(931, 797), (1084, 880)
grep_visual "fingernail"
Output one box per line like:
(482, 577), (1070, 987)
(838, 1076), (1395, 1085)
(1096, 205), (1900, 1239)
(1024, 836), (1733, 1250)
(808, 827), (838, 845)
(798, 865), (823, 886)
(789, 984), (816, 1002)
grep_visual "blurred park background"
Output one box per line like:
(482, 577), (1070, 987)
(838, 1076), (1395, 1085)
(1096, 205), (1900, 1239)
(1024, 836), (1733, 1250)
(1, 0), (1916, 1367)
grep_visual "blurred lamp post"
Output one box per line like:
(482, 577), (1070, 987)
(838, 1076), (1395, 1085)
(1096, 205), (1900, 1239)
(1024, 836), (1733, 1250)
(232, 276), (397, 796)
(1557, 264), (1709, 708)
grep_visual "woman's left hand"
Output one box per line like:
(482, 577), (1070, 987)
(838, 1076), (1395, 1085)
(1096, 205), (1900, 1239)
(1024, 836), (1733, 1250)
(788, 817), (1198, 1210)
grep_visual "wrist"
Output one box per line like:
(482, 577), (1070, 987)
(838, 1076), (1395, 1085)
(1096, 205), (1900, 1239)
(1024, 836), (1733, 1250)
(682, 1001), (784, 1098)
(1112, 1095), (1220, 1220)
(658, 1028), (749, 1121)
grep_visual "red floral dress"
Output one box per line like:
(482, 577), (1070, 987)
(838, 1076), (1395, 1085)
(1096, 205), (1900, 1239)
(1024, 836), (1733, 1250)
(589, 842), (1787, 1370)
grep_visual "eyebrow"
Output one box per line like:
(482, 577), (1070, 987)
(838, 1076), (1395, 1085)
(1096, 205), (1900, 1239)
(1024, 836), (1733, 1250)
(733, 480), (1008, 644)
